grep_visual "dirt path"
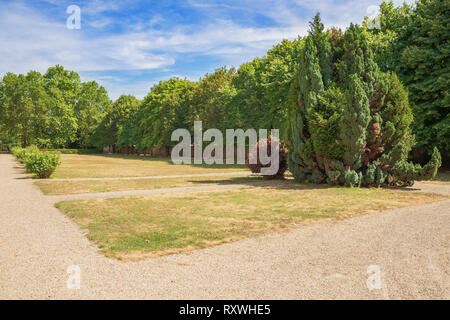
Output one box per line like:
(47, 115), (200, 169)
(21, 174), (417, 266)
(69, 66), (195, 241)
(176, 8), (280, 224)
(1, 154), (449, 299)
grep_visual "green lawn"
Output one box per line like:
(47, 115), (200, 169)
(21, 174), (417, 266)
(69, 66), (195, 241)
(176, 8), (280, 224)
(36, 175), (261, 194)
(51, 154), (248, 179)
(55, 183), (448, 260)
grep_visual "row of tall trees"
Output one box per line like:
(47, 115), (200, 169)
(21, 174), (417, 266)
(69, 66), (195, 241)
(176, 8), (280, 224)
(0, 36), (300, 152)
(364, 0), (449, 162)
(0, 0), (446, 167)
(0, 65), (110, 148)
(91, 38), (304, 154)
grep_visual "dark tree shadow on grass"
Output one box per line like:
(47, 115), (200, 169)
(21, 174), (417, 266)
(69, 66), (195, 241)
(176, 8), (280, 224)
(189, 175), (430, 193)
(188, 176), (337, 191)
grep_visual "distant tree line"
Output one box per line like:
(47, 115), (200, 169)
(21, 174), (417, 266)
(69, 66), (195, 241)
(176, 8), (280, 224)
(0, 0), (447, 165)
(363, 0), (449, 163)
(0, 65), (110, 149)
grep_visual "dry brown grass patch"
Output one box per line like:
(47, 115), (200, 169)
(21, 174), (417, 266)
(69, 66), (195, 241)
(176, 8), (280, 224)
(55, 182), (449, 261)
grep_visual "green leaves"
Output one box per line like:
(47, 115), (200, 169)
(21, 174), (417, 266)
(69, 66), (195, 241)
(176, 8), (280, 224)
(132, 78), (197, 152)
(193, 67), (237, 133)
(0, 65), (110, 149)
(11, 146), (60, 179)
(365, 0), (449, 161)
(287, 14), (441, 187)
(75, 81), (111, 148)
(234, 37), (304, 139)
(340, 74), (371, 170)
(93, 94), (140, 151)
(25, 152), (61, 179)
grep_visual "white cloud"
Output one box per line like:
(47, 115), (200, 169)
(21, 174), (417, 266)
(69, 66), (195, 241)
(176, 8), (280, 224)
(82, 0), (121, 15)
(0, 2), (175, 74)
(1, 0), (418, 99)
(0, 1), (308, 74)
(87, 17), (112, 28)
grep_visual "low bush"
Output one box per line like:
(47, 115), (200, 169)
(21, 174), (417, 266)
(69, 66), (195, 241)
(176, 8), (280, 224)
(12, 146), (61, 178)
(11, 146), (39, 163)
(25, 153), (61, 178)
(247, 136), (288, 179)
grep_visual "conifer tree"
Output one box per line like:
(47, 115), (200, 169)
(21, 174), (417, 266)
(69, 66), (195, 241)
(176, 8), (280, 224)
(286, 17), (441, 187)
(286, 36), (324, 183)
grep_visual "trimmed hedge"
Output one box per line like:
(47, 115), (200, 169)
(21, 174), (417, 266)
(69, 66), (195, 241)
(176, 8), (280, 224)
(11, 146), (61, 179)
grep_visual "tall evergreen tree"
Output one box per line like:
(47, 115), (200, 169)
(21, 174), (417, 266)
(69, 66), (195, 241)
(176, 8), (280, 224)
(286, 36), (324, 183)
(309, 13), (333, 86)
(286, 17), (441, 187)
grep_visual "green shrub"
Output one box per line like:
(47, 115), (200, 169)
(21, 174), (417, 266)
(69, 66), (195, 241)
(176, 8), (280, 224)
(11, 146), (61, 178)
(246, 136), (288, 179)
(11, 146), (39, 163)
(10, 147), (21, 158)
(24, 152), (61, 179)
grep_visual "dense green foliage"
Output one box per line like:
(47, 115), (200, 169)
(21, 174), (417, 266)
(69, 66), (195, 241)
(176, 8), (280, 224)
(45, 148), (98, 154)
(92, 95), (141, 152)
(193, 67), (238, 133)
(128, 78), (197, 154)
(365, 0), (449, 162)
(1, 2), (446, 179)
(286, 16), (441, 187)
(233, 38), (304, 139)
(0, 65), (110, 149)
(11, 146), (61, 178)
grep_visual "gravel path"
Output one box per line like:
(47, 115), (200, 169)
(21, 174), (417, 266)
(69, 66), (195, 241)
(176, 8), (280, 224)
(44, 178), (450, 203)
(45, 181), (278, 202)
(0, 154), (449, 299)
(50, 171), (252, 181)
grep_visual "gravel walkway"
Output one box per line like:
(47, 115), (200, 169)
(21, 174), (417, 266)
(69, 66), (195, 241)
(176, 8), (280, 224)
(50, 171), (252, 181)
(45, 181), (279, 202)
(0, 154), (449, 299)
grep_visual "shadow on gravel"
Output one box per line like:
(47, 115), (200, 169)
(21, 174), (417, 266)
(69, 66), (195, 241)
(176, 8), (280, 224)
(15, 176), (33, 180)
(12, 164), (32, 179)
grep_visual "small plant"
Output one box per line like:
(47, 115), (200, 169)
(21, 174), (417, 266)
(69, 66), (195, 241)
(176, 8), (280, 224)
(24, 152), (61, 179)
(11, 146), (61, 178)
(11, 146), (39, 163)
(247, 136), (288, 179)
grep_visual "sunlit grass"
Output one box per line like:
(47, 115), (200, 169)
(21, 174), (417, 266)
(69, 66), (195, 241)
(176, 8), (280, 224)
(55, 183), (448, 260)
(36, 175), (261, 194)
(51, 154), (248, 179)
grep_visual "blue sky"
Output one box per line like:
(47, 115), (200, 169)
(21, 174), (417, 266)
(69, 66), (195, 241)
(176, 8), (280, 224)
(0, 0), (413, 100)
